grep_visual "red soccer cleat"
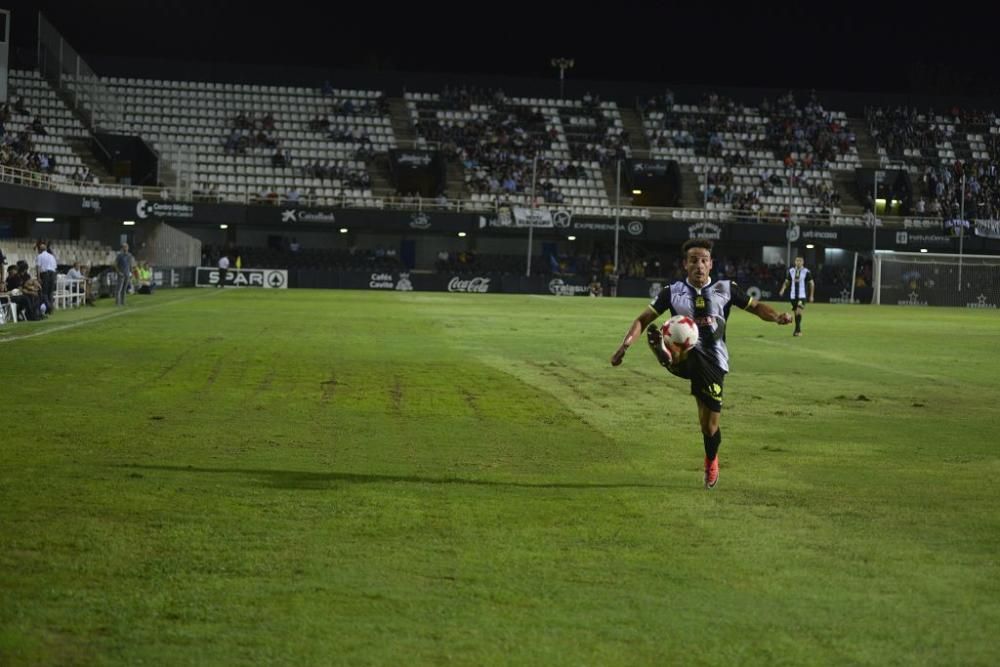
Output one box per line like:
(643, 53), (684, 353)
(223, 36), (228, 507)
(704, 456), (719, 489)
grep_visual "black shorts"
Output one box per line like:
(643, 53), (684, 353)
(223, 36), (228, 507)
(790, 298), (806, 310)
(671, 348), (726, 412)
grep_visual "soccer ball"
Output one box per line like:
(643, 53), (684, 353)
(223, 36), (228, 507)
(661, 314), (699, 350)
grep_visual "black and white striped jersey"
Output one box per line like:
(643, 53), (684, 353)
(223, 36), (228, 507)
(649, 279), (754, 373)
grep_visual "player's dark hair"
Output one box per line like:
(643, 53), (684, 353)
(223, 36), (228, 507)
(682, 239), (714, 256)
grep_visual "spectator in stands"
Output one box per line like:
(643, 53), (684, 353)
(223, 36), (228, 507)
(114, 243), (134, 306)
(15, 130), (33, 155)
(261, 112), (275, 131)
(285, 186), (301, 203)
(31, 117), (47, 136)
(256, 129), (277, 149)
(13, 95), (28, 115)
(234, 111), (253, 129)
(224, 129), (242, 155)
(321, 80), (333, 96)
(289, 238), (301, 253)
(305, 160), (324, 180)
(72, 166), (94, 183)
(272, 148), (287, 168)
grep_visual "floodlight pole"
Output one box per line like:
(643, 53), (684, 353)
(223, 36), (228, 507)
(704, 170), (708, 210)
(786, 217), (793, 268)
(872, 170), (881, 255)
(526, 154), (538, 277)
(959, 172), (966, 292)
(614, 158), (621, 274)
(850, 251), (859, 304)
(550, 57), (574, 100)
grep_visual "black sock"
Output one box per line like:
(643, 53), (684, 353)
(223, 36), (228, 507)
(703, 428), (722, 461)
(794, 314), (802, 331)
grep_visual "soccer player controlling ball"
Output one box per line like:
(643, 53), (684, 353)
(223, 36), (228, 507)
(610, 239), (793, 489)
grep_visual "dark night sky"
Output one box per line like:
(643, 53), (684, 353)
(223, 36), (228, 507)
(6, 1), (1000, 97)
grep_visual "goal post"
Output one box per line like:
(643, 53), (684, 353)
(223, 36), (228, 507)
(873, 251), (1000, 308)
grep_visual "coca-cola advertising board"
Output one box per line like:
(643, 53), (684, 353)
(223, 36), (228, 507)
(447, 276), (492, 293)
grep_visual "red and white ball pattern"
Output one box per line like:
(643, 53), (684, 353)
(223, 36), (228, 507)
(661, 314), (699, 350)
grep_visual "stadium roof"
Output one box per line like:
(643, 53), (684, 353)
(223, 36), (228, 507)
(5, 1), (1000, 96)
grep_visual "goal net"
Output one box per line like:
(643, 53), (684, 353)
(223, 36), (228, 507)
(873, 251), (1000, 308)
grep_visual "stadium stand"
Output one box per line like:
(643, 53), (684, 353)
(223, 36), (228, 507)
(867, 106), (1000, 221)
(2, 56), (995, 235)
(3, 70), (90, 180)
(0, 238), (117, 269)
(94, 76), (395, 206)
(641, 90), (859, 219)
(405, 87), (642, 218)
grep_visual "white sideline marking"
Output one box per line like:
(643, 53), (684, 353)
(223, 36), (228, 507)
(0, 292), (214, 344)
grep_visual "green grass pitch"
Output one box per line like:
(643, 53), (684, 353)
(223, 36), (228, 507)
(2, 289), (998, 665)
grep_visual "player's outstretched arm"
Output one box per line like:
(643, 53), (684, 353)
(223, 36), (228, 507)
(747, 300), (793, 325)
(611, 308), (658, 366)
(778, 279), (788, 297)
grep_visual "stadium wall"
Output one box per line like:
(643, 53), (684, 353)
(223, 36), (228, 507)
(6, 181), (1000, 256)
(199, 267), (873, 304)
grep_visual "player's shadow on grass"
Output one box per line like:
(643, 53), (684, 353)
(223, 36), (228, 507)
(115, 464), (663, 490)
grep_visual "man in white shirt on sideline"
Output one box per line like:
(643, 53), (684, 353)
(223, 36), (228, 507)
(217, 254), (230, 288)
(36, 242), (58, 314)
